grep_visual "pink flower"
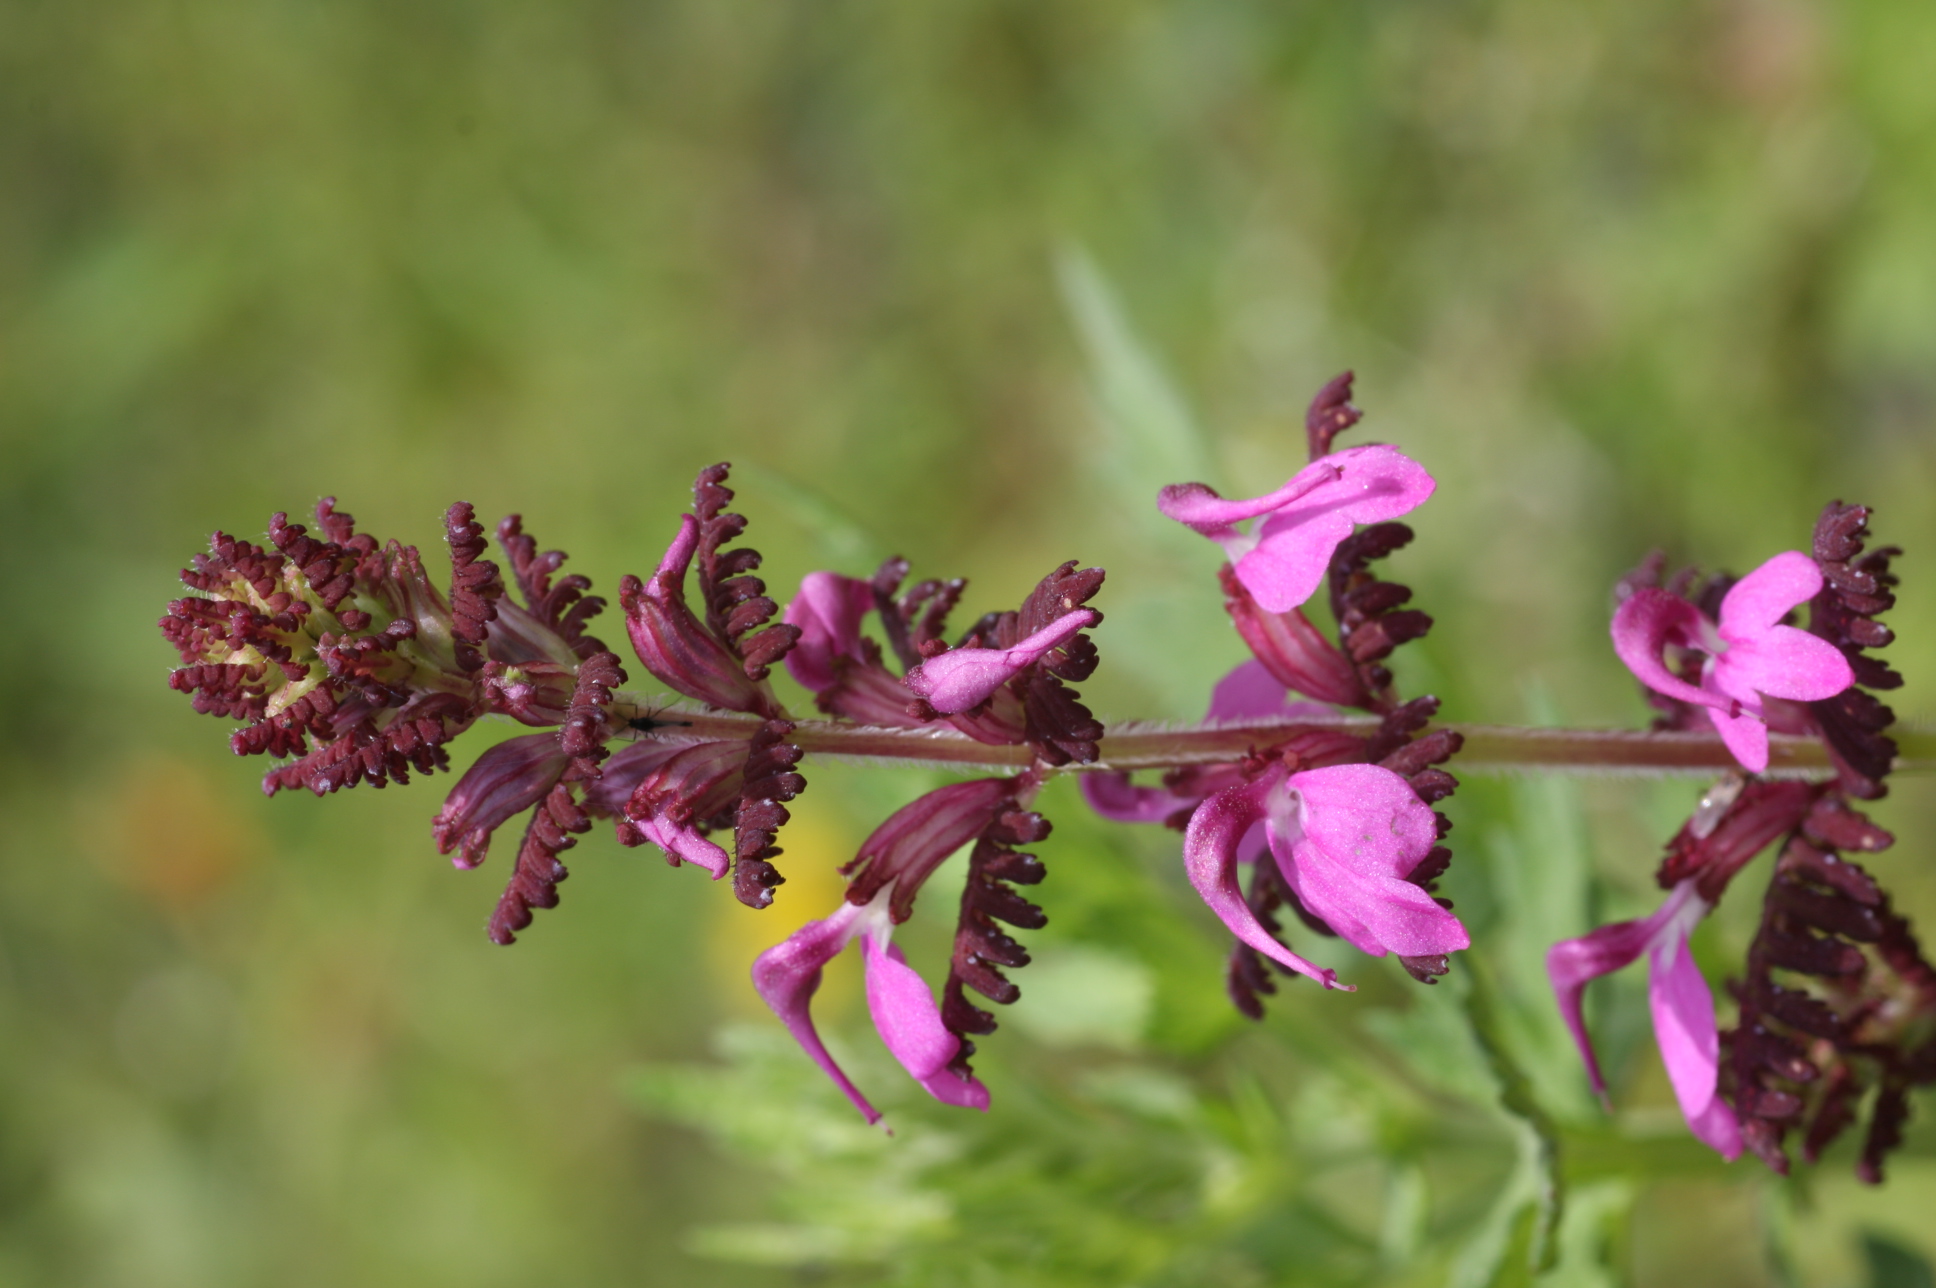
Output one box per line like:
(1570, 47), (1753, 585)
(782, 572), (876, 693)
(1612, 551), (1853, 773)
(1546, 880), (1743, 1159)
(904, 610), (1098, 714)
(752, 888), (989, 1124)
(1183, 761), (1467, 989)
(1158, 445), (1435, 613)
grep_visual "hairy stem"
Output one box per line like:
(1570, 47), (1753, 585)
(611, 696), (1936, 779)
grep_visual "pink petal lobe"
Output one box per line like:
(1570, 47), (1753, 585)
(751, 903), (880, 1124)
(1155, 457), (1345, 534)
(861, 934), (960, 1083)
(1282, 838), (1469, 957)
(1275, 764), (1464, 958)
(1183, 775), (1348, 990)
(1717, 551), (1822, 640)
(1705, 705), (1771, 774)
(1545, 882), (1702, 1099)
(638, 815), (732, 879)
(783, 572), (877, 692)
(1237, 446), (1436, 612)
(904, 610), (1098, 713)
(1611, 589), (1718, 711)
(1715, 627), (1854, 704)
(1647, 926), (1721, 1124)
(1685, 1096), (1745, 1161)
(918, 1066), (990, 1111)
(1546, 904), (1680, 1096)
(1288, 764), (1438, 880)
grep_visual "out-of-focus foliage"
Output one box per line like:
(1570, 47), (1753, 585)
(3, 1), (1934, 1284)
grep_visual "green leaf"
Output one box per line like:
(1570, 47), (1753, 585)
(1055, 244), (1216, 507)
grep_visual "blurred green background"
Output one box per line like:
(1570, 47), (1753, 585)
(4, 1), (1935, 1284)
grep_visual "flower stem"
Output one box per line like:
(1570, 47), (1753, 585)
(612, 695), (1936, 779)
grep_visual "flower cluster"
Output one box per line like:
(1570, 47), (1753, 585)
(162, 375), (1926, 1166)
(1088, 373), (1469, 1007)
(1550, 502), (1934, 1180)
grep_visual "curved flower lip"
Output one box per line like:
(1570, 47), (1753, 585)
(1545, 880), (1743, 1160)
(622, 738), (751, 880)
(783, 572), (876, 693)
(752, 890), (988, 1124)
(1184, 769), (1349, 990)
(1547, 882), (1701, 1097)
(903, 609), (1098, 713)
(1612, 551), (1853, 773)
(1270, 763), (1465, 960)
(1159, 445), (1435, 613)
(752, 901), (882, 1121)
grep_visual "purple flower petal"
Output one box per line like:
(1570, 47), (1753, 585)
(1684, 1095), (1745, 1161)
(621, 515), (772, 714)
(1647, 920), (1721, 1121)
(783, 572), (876, 693)
(1208, 659), (1309, 721)
(750, 901), (881, 1124)
(845, 777), (1014, 918)
(1545, 886), (1695, 1097)
(1220, 579), (1368, 705)
(637, 814), (731, 879)
(1705, 704), (1772, 774)
(1238, 446), (1436, 612)
(1716, 628), (1854, 705)
(1610, 588), (1717, 711)
(1160, 446), (1435, 613)
(1545, 881), (1706, 1104)
(903, 609), (1098, 713)
(579, 740), (684, 817)
(1182, 774), (1348, 990)
(861, 933), (959, 1083)
(917, 1066), (990, 1111)
(1716, 550), (1822, 640)
(1275, 764), (1466, 958)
